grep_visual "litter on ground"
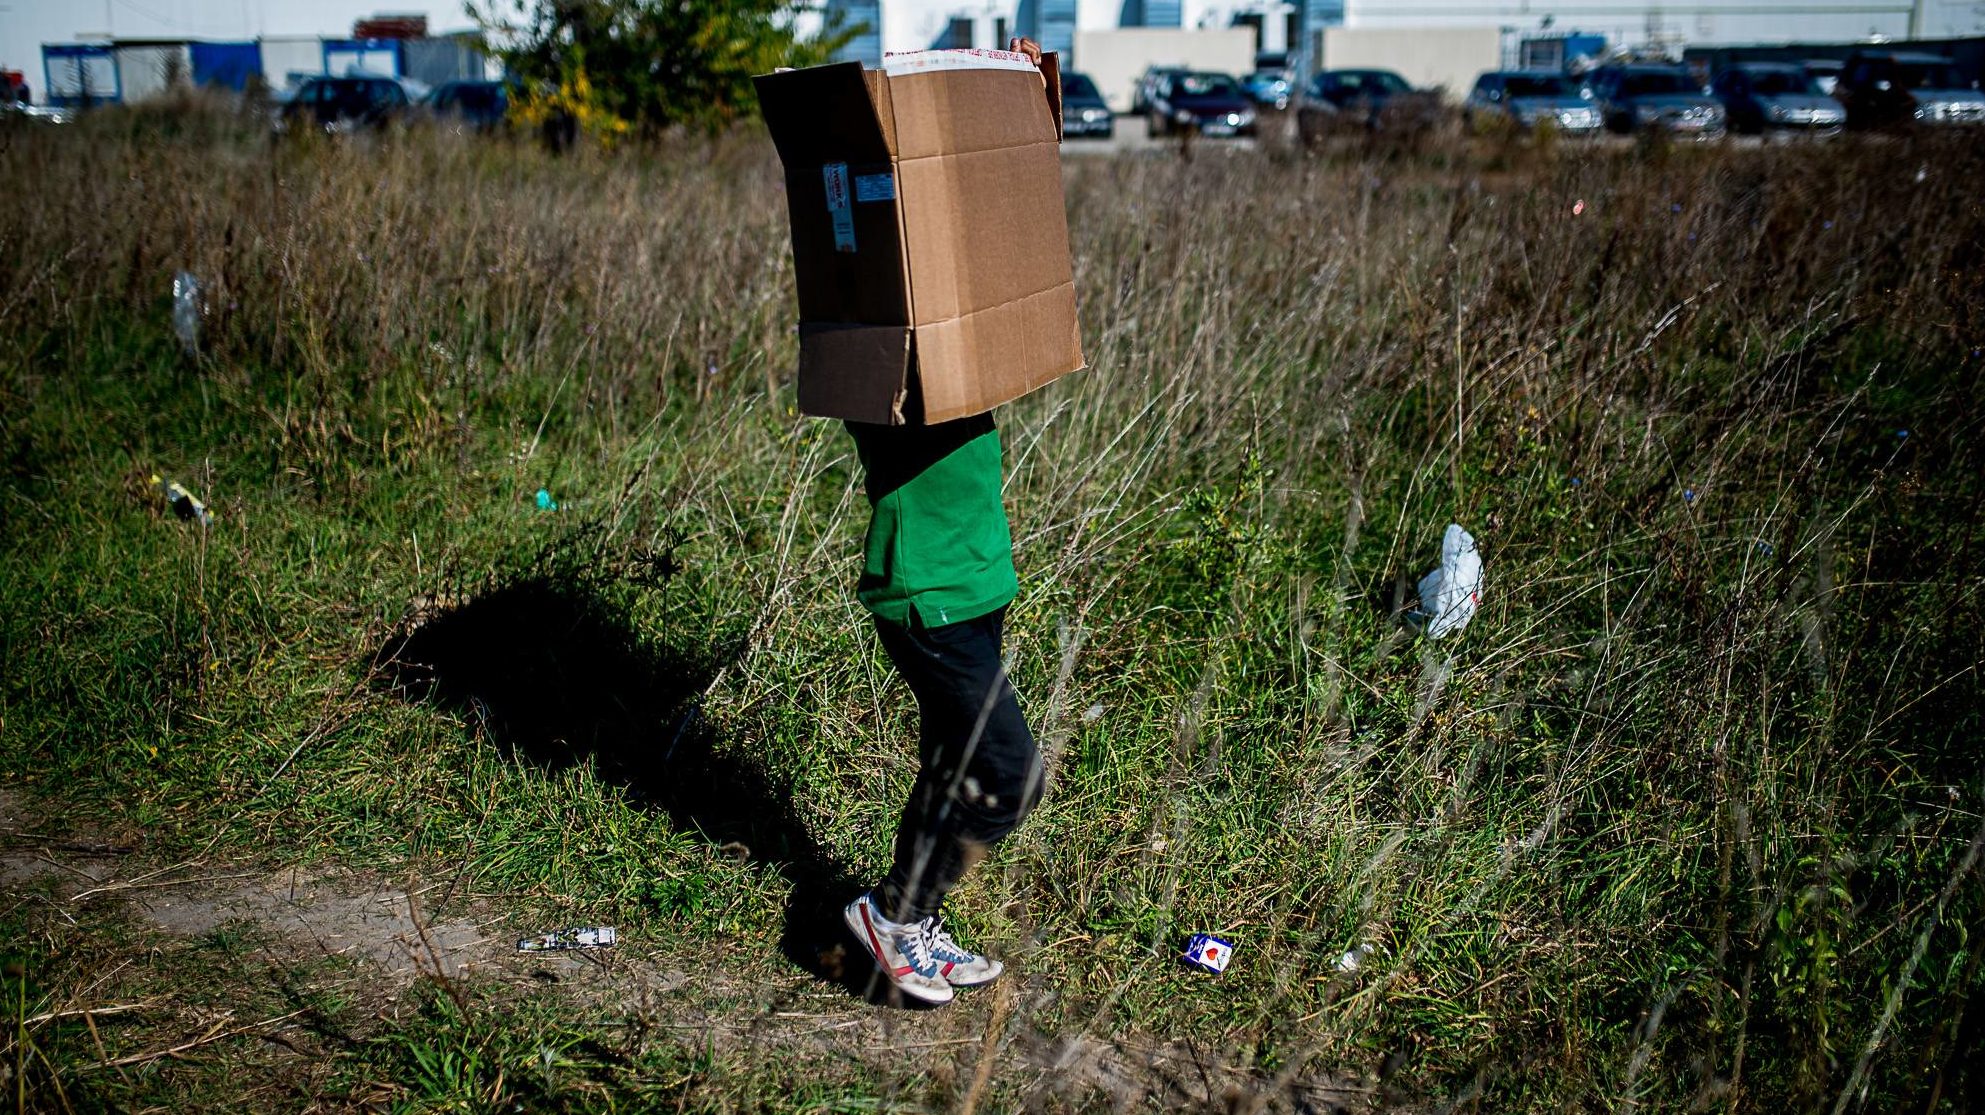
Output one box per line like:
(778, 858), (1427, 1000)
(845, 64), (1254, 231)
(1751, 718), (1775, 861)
(1414, 523), (1481, 639)
(151, 474), (213, 527)
(172, 270), (202, 356)
(1182, 933), (1235, 974)
(517, 926), (616, 951)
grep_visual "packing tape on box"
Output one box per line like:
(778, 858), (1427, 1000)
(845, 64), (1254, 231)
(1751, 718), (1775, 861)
(823, 163), (855, 253)
(881, 48), (1040, 77)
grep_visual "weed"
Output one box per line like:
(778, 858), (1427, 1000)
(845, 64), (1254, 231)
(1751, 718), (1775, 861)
(1, 107), (1981, 1111)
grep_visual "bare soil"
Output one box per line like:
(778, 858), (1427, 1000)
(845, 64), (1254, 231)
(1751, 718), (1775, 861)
(0, 786), (1389, 1111)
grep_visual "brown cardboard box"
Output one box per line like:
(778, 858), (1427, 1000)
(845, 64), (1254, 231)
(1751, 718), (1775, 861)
(755, 50), (1085, 425)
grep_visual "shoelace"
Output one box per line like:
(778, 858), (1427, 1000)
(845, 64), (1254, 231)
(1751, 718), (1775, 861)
(920, 917), (974, 964)
(900, 919), (944, 975)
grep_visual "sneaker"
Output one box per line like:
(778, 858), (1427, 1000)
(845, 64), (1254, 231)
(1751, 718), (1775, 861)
(923, 916), (1004, 988)
(843, 893), (955, 1005)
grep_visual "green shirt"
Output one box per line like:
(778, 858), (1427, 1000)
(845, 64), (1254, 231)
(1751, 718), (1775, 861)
(846, 413), (1018, 628)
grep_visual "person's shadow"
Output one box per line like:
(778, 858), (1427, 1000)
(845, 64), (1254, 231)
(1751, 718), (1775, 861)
(370, 561), (912, 1005)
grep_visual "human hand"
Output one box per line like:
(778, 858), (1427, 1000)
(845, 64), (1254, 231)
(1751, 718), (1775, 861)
(1008, 37), (1042, 65)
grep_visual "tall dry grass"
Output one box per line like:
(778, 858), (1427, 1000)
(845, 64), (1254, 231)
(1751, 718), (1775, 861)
(2, 111), (1982, 1110)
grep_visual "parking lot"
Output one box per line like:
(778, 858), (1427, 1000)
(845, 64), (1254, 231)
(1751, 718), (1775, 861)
(1061, 109), (1803, 155)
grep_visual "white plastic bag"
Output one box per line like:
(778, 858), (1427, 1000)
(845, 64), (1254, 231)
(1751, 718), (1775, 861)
(172, 270), (202, 356)
(1415, 523), (1482, 639)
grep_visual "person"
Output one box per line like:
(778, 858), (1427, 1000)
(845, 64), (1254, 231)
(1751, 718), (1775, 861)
(837, 40), (1049, 1007)
(839, 407), (1043, 1006)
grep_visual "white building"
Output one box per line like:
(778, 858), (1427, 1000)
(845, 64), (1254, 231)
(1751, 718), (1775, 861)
(1338, 0), (1985, 54)
(829, 0), (1984, 64)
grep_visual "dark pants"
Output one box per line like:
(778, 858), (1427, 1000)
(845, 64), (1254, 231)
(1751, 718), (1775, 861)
(874, 606), (1042, 923)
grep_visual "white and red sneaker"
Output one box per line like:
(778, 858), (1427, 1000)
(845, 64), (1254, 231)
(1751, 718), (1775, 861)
(923, 916), (1004, 988)
(843, 893), (955, 1006)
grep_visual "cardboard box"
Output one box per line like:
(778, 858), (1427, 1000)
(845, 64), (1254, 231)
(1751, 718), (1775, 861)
(755, 49), (1085, 425)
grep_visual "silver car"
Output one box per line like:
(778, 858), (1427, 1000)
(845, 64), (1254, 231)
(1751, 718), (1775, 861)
(1587, 64), (1727, 139)
(1710, 63), (1844, 135)
(1465, 71), (1602, 134)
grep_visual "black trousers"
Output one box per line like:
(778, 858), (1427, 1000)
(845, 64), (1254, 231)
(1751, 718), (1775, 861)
(874, 605), (1042, 923)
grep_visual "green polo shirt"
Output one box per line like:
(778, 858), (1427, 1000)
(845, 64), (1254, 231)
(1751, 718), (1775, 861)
(846, 413), (1018, 628)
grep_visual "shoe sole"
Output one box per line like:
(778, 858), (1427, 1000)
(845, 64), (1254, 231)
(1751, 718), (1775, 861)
(943, 960), (1004, 988)
(842, 902), (954, 1006)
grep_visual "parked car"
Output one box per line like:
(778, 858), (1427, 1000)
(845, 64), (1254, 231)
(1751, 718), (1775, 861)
(0, 101), (67, 124)
(1301, 68), (1412, 116)
(1242, 68), (1293, 111)
(1296, 68), (1443, 141)
(1132, 66), (1187, 114)
(1710, 63), (1844, 134)
(1835, 51), (1985, 129)
(1586, 63), (1726, 138)
(277, 76), (412, 134)
(1146, 71), (1256, 137)
(1059, 71), (1113, 138)
(1804, 58), (1844, 96)
(424, 79), (509, 131)
(1464, 70), (1602, 134)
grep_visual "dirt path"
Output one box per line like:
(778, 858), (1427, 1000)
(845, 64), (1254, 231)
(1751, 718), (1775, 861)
(0, 788), (1390, 1111)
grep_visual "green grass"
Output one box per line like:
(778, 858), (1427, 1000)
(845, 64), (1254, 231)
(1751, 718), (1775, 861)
(2, 108), (1983, 1111)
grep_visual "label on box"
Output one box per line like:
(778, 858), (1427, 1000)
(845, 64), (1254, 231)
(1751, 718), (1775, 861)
(1182, 933), (1235, 974)
(855, 173), (895, 203)
(823, 163), (855, 253)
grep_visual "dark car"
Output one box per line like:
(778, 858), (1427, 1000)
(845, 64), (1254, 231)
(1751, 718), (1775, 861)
(425, 79), (509, 130)
(1586, 63), (1725, 138)
(1132, 66), (1187, 114)
(1464, 70), (1601, 134)
(278, 76), (411, 134)
(1709, 63), (1843, 134)
(1147, 71), (1256, 137)
(1059, 71), (1113, 138)
(1296, 68), (1442, 141)
(1302, 68), (1412, 114)
(1835, 51), (1985, 129)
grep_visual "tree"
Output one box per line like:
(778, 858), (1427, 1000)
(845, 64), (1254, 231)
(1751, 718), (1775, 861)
(475, 0), (859, 138)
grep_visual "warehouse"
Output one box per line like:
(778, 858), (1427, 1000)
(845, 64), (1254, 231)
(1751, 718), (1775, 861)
(829, 0), (1984, 67)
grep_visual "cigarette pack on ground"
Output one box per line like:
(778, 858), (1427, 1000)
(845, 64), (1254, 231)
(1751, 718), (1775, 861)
(516, 926), (616, 951)
(1182, 932), (1235, 973)
(754, 49), (1086, 425)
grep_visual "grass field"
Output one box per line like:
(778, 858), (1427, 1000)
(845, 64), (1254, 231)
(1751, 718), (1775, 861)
(2, 105), (1983, 1112)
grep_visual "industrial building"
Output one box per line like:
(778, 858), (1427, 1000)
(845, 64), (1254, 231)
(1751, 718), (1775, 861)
(23, 0), (1985, 111)
(838, 0), (1982, 58)
(35, 14), (492, 108)
(827, 0), (1985, 99)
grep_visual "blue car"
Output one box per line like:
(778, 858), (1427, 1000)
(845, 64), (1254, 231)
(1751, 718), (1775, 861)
(1242, 69), (1292, 111)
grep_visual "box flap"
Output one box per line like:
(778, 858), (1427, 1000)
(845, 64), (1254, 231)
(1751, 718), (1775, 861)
(885, 66), (1058, 161)
(1040, 51), (1064, 139)
(912, 282), (1084, 423)
(797, 323), (914, 424)
(897, 140), (1070, 326)
(783, 159), (911, 325)
(860, 69), (898, 152)
(753, 63), (891, 166)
